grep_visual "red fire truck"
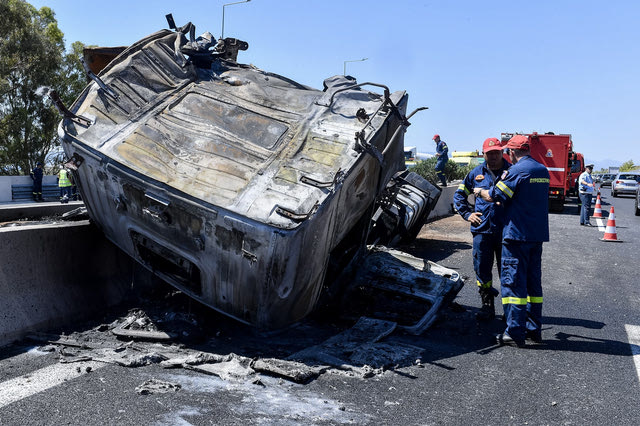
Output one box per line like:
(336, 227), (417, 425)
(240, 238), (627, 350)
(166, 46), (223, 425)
(501, 132), (585, 211)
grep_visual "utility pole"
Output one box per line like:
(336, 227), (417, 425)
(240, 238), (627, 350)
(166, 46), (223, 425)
(343, 58), (368, 76)
(222, 0), (251, 39)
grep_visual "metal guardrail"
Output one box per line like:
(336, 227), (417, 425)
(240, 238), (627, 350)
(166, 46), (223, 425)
(11, 184), (60, 201)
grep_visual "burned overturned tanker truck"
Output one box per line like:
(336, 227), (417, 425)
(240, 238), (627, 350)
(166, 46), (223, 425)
(54, 17), (462, 331)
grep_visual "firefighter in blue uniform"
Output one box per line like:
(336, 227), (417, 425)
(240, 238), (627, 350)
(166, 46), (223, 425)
(453, 137), (510, 320)
(433, 134), (449, 187)
(474, 135), (550, 347)
(30, 161), (44, 201)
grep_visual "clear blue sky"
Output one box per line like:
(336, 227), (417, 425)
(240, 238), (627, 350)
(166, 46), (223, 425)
(30, 0), (640, 168)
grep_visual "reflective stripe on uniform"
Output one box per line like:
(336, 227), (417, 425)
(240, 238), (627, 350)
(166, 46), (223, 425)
(502, 296), (527, 305)
(458, 184), (470, 195)
(496, 181), (513, 198)
(527, 296), (543, 303)
(477, 280), (492, 288)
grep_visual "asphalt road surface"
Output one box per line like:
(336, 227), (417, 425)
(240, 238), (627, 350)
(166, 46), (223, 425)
(1, 191), (639, 425)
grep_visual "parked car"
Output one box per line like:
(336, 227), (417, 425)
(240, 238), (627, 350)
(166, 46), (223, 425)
(600, 174), (614, 187)
(611, 172), (640, 197)
(635, 185), (640, 216)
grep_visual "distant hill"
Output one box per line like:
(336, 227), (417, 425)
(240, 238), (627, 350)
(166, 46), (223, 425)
(590, 159), (621, 172)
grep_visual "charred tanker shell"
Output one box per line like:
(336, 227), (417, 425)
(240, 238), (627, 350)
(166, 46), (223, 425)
(57, 19), (445, 329)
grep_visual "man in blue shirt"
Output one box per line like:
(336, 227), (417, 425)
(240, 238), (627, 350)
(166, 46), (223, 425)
(578, 164), (595, 226)
(474, 135), (550, 347)
(433, 134), (449, 187)
(453, 137), (510, 320)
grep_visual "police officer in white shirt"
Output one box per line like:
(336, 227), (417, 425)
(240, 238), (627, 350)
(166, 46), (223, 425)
(578, 164), (596, 226)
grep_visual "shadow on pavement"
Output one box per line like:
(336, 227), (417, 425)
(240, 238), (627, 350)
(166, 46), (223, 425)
(523, 331), (637, 356)
(402, 239), (472, 264)
(542, 316), (605, 329)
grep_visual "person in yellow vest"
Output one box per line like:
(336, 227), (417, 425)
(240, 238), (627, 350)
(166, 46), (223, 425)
(57, 166), (73, 203)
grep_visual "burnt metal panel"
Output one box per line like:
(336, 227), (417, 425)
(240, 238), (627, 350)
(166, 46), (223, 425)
(56, 21), (438, 330)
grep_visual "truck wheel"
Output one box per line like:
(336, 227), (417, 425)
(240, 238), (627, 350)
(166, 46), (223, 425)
(550, 200), (564, 212)
(635, 197), (640, 216)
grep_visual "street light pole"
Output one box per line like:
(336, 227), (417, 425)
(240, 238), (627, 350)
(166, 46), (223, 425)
(222, 0), (251, 39)
(343, 58), (368, 76)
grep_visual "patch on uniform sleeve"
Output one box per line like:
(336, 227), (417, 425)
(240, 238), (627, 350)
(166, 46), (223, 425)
(475, 174), (484, 181)
(501, 170), (509, 180)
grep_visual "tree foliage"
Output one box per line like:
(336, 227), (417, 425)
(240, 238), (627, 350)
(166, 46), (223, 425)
(0, 0), (86, 175)
(619, 160), (636, 172)
(410, 158), (473, 186)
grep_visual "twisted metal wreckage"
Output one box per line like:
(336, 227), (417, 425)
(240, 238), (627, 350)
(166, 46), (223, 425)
(53, 16), (463, 332)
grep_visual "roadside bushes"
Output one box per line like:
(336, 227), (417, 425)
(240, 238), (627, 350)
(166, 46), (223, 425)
(410, 157), (473, 186)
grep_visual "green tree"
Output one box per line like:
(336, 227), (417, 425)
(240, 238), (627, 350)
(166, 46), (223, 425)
(411, 157), (472, 187)
(619, 160), (635, 172)
(0, 0), (86, 176)
(58, 41), (87, 107)
(44, 40), (88, 169)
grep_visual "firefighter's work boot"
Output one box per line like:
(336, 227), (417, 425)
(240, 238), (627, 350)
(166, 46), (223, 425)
(496, 331), (526, 348)
(526, 330), (542, 343)
(476, 287), (499, 320)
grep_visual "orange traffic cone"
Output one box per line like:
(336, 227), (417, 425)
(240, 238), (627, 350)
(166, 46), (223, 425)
(601, 206), (622, 242)
(593, 193), (603, 218)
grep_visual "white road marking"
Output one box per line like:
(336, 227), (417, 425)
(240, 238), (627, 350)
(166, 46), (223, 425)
(0, 361), (103, 409)
(625, 324), (640, 383)
(596, 217), (605, 231)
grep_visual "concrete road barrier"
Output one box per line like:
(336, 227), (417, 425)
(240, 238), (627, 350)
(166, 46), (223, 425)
(427, 183), (457, 221)
(0, 220), (140, 347)
(0, 201), (84, 222)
